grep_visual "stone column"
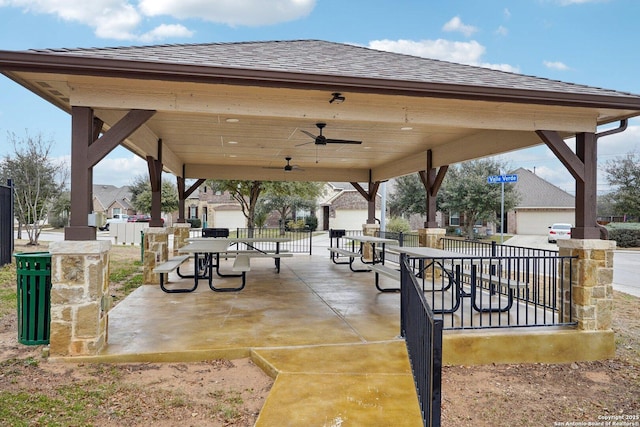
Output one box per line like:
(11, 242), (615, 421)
(143, 227), (170, 285)
(48, 240), (111, 357)
(173, 223), (192, 256)
(362, 223), (380, 261)
(557, 239), (616, 330)
(418, 228), (446, 248)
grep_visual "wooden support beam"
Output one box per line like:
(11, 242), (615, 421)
(536, 130), (599, 239)
(87, 109), (156, 167)
(420, 150), (449, 228)
(147, 139), (164, 227)
(351, 172), (381, 224)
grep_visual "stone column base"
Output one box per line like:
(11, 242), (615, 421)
(48, 240), (111, 357)
(418, 228), (446, 248)
(557, 239), (616, 331)
(143, 227), (170, 285)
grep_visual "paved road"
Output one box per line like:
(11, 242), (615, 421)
(505, 235), (640, 298)
(611, 251), (640, 298)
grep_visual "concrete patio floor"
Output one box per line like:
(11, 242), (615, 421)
(101, 253), (425, 426)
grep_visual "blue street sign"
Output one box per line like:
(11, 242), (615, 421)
(487, 174), (518, 184)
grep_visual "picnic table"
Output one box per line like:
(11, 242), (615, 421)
(155, 237), (292, 293)
(328, 234), (398, 273)
(388, 246), (525, 313)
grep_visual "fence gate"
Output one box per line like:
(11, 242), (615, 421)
(0, 181), (14, 266)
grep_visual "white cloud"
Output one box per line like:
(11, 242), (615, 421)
(557, 0), (607, 5)
(495, 25), (508, 36)
(368, 39), (520, 73)
(442, 16), (477, 37)
(94, 154), (148, 187)
(1, 0), (315, 41)
(544, 60), (570, 71)
(139, 24), (194, 43)
(504, 8), (511, 19)
(138, 0), (315, 26)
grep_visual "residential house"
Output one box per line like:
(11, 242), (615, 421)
(317, 182), (382, 231)
(92, 185), (135, 219)
(190, 185), (245, 230)
(507, 167), (575, 235)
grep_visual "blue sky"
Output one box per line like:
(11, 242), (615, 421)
(1, 0), (639, 191)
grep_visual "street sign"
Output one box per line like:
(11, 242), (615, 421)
(487, 174), (518, 184)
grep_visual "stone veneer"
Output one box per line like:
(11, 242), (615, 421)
(557, 238), (616, 331)
(48, 240), (111, 357)
(361, 223), (380, 261)
(172, 223), (192, 255)
(142, 227), (170, 285)
(418, 228), (446, 249)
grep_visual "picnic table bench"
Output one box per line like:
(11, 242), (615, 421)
(388, 246), (526, 313)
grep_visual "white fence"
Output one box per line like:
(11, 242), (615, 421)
(108, 224), (203, 247)
(109, 223), (148, 245)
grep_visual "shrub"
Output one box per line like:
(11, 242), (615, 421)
(607, 228), (640, 248)
(186, 218), (202, 228)
(286, 219), (306, 231)
(386, 217), (411, 233)
(305, 215), (318, 231)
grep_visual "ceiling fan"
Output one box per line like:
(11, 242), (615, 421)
(264, 157), (303, 172)
(297, 123), (362, 146)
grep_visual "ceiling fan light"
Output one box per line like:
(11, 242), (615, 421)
(329, 92), (345, 104)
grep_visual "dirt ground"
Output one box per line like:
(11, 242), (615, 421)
(1, 244), (639, 426)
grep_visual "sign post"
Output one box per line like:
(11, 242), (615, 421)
(487, 174), (518, 244)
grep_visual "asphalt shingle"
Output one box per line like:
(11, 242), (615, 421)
(27, 40), (639, 100)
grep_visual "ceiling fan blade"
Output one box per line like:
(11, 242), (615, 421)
(324, 139), (362, 144)
(300, 130), (318, 139)
(295, 140), (315, 147)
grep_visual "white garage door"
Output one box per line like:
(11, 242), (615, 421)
(516, 210), (575, 235)
(212, 210), (246, 230)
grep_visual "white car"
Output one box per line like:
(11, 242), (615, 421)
(99, 214), (129, 231)
(548, 223), (572, 243)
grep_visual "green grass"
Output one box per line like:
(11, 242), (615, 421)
(0, 264), (17, 318)
(109, 260), (144, 298)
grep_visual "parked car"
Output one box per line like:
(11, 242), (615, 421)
(128, 214), (165, 225)
(548, 223), (572, 243)
(98, 214), (129, 231)
(128, 214), (151, 222)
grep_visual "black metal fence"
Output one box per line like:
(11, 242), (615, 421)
(401, 255), (442, 427)
(329, 229), (420, 252)
(441, 237), (559, 258)
(0, 181), (13, 266)
(404, 253), (577, 330)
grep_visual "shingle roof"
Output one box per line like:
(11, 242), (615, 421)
(26, 40), (639, 100)
(93, 185), (133, 210)
(512, 168), (574, 208)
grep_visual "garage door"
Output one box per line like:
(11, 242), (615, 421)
(516, 210), (575, 235)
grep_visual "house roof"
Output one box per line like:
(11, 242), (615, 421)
(18, 40), (640, 102)
(512, 167), (575, 209)
(93, 185), (133, 211)
(2, 40), (640, 184)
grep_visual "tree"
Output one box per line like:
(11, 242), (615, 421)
(439, 158), (520, 238)
(207, 180), (265, 232)
(603, 152), (640, 220)
(129, 174), (179, 214)
(49, 191), (71, 228)
(206, 180), (325, 235)
(0, 132), (68, 245)
(262, 181), (324, 234)
(388, 174), (425, 217)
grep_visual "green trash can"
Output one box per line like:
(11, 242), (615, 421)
(14, 252), (52, 345)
